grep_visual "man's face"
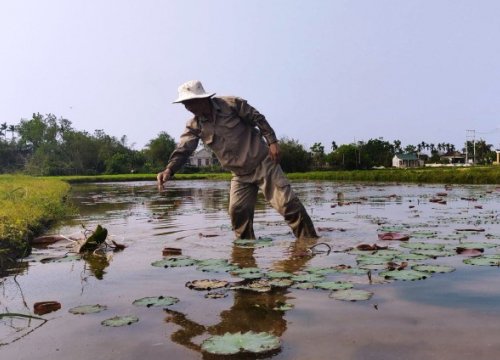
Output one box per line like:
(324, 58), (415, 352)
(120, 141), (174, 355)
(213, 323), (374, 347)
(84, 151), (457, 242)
(182, 98), (209, 116)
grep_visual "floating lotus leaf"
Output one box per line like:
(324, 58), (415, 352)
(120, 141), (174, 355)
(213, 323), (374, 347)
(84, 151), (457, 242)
(330, 289), (373, 301)
(373, 249), (403, 257)
(315, 281), (353, 291)
(234, 238), (273, 248)
(379, 269), (429, 281)
(400, 242), (445, 250)
(359, 263), (390, 270)
(455, 242), (499, 249)
(291, 282), (314, 289)
(151, 256), (196, 268)
(186, 279), (229, 291)
(69, 304), (107, 315)
(412, 264), (456, 273)
(410, 249), (455, 258)
(101, 315), (139, 327)
(273, 302), (294, 311)
(205, 291), (228, 299)
(268, 278), (293, 288)
(335, 267), (368, 275)
(266, 271), (293, 279)
(411, 231), (437, 238)
(463, 255), (500, 266)
(356, 256), (392, 265)
(201, 331), (281, 355)
(306, 267), (338, 275)
(196, 259), (238, 273)
(378, 226), (407, 232)
(396, 253), (430, 261)
(231, 267), (263, 279)
(132, 296), (179, 307)
(291, 274), (325, 283)
(78, 225), (108, 252)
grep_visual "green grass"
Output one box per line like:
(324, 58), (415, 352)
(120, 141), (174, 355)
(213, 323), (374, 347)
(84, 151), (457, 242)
(0, 175), (71, 262)
(58, 166), (500, 184)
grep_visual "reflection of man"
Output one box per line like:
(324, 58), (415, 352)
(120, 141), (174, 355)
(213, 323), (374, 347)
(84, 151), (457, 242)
(164, 237), (318, 357)
(157, 80), (317, 240)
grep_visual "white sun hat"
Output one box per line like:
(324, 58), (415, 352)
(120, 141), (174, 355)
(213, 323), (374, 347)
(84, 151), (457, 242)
(173, 80), (215, 103)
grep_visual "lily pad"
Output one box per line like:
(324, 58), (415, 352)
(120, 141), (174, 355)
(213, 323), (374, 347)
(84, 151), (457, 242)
(379, 269), (430, 281)
(412, 264), (456, 273)
(334, 267), (368, 276)
(101, 315), (139, 327)
(186, 279), (229, 291)
(266, 271), (293, 279)
(231, 267), (263, 279)
(151, 256), (196, 268)
(315, 281), (354, 291)
(291, 282), (315, 289)
(132, 296), (179, 307)
(234, 238), (273, 248)
(232, 280), (272, 292)
(400, 242), (445, 250)
(330, 289), (373, 301)
(291, 274), (325, 283)
(201, 331), (281, 355)
(306, 267), (338, 276)
(268, 278), (293, 288)
(455, 242), (499, 249)
(464, 255), (500, 266)
(41, 254), (82, 263)
(69, 304), (107, 315)
(410, 249), (455, 258)
(396, 253), (430, 261)
(205, 291), (228, 299)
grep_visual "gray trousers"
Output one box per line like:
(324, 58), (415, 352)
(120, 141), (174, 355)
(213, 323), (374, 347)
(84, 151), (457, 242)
(228, 156), (318, 239)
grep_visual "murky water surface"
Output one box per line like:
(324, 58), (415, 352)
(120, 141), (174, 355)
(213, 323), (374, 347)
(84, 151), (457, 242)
(2, 181), (500, 359)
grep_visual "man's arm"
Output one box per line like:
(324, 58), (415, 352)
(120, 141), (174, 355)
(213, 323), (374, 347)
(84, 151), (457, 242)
(157, 124), (200, 189)
(234, 97), (280, 162)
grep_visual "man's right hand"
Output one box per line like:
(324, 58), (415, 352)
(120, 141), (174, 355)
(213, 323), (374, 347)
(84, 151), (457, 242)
(157, 169), (172, 191)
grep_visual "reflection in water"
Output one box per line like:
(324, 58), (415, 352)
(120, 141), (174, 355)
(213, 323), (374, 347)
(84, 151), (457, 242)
(165, 238), (317, 357)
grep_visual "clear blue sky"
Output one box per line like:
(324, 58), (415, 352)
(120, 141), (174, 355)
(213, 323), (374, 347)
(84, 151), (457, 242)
(1, 0), (499, 151)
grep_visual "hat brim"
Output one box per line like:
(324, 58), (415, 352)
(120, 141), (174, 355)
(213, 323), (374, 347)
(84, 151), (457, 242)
(172, 93), (216, 104)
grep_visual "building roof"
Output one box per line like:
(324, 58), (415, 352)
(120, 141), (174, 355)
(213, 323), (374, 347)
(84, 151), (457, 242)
(394, 153), (419, 160)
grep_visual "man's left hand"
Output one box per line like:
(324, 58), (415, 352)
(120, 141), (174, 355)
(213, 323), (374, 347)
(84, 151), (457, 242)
(269, 142), (280, 164)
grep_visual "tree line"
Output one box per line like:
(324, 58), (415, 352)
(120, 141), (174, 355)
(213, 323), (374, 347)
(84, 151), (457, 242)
(0, 113), (497, 175)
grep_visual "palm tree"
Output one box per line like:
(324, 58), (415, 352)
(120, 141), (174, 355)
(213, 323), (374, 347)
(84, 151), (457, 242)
(8, 124), (16, 140)
(0, 122), (7, 140)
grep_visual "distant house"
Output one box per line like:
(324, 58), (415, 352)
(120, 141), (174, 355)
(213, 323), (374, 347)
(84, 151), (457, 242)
(392, 153), (424, 168)
(440, 151), (466, 164)
(495, 150), (500, 165)
(189, 148), (218, 167)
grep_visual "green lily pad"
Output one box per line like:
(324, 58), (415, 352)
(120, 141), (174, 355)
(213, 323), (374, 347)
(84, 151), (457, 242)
(196, 259), (238, 273)
(379, 269), (430, 281)
(412, 264), (456, 273)
(306, 267), (338, 275)
(330, 289), (373, 301)
(291, 274), (325, 283)
(231, 267), (263, 279)
(69, 304), (107, 315)
(335, 267), (368, 275)
(273, 302), (294, 311)
(314, 281), (353, 291)
(151, 256), (196, 268)
(266, 271), (293, 279)
(268, 278), (293, 288)
(101, 315), (139, 327)
(201, 331), (281, 355)
(411, 231), (437, 238)
(400, 242), (445, 250)
(356, 256), (392, 265)
(455, 242), (499, 249)
(232, 280), (272, 292)
(291, 282), (315, 289)
(132, 296), (179, 307)
(410, 249), (455, 258)
(41, 254), (82, 263)
(234, 238), (273, 248)
(396, 253), (431, 261)
(464, 255), (500, 266)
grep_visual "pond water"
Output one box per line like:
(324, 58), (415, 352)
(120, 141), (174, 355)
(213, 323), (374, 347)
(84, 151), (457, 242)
(1, 180), (500, 359)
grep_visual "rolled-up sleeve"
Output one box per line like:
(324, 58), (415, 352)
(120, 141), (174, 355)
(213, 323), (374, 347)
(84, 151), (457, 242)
(166, 123), (200, 175)
(234, 97), (278, 145)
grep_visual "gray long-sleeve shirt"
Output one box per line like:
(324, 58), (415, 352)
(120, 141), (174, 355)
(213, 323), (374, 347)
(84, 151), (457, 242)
(166, 96), (278, 176)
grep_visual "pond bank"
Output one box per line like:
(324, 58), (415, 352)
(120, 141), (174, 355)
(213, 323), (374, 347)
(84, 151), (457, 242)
(58, 166), (500, 184)
(0, 175), (71, 267)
